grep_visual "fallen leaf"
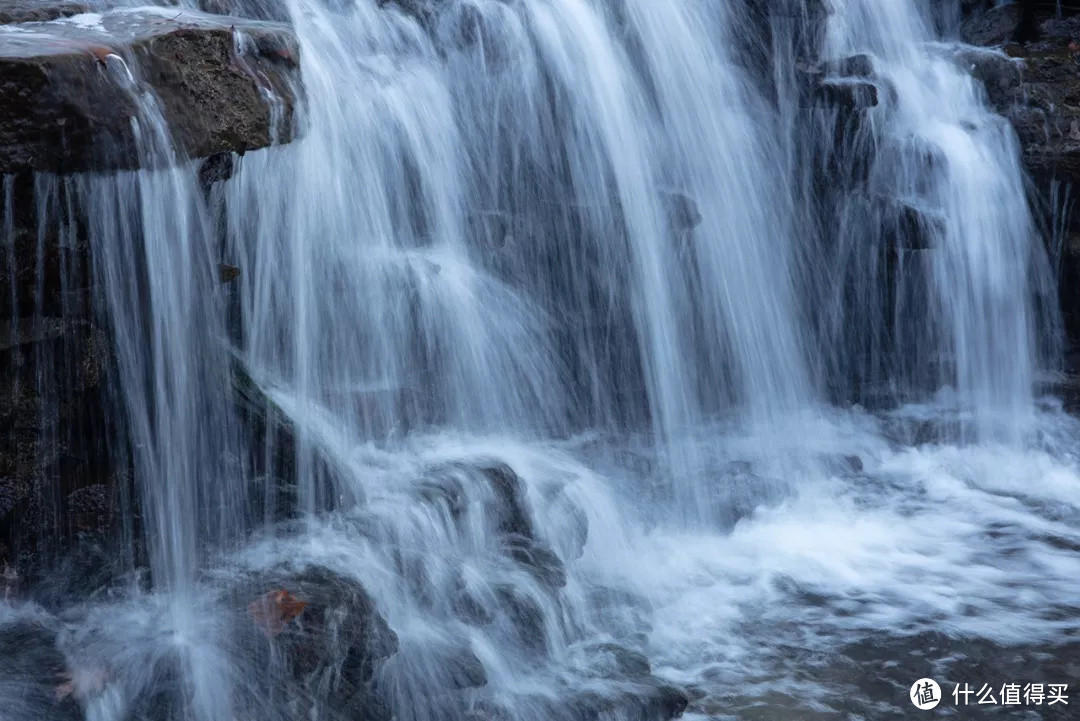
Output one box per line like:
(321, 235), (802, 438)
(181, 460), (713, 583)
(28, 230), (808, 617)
(249, 589), (307, 637)
(86, 46), (115, 67)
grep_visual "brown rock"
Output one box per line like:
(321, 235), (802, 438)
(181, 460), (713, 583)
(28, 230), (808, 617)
(0, 8), (302, 173)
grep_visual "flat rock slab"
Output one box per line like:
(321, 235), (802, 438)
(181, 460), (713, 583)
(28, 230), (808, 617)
(0, 7), (301, 173)
(0, 0), (90, 24)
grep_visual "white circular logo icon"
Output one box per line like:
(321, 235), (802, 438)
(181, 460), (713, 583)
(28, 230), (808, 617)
(910, 678), (942, 710)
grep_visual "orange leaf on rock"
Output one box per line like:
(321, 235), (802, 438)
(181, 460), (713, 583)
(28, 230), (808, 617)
(86, 46), (115, 67)
(249, 589), (307, 637)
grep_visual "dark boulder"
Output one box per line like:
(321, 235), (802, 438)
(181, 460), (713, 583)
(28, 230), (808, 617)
(824, 53), (874, 78)
(0, 8), (301, 173)
(504, 533), (567, 589)
(229, 565), (399, 720)
(813, 79), (880, 110)
(962, 2), (1023, 46)
(479, 461), (534, 538)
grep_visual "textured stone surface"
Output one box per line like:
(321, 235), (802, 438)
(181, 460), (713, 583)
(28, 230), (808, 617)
(0, 8), (301, 172)
(0, 0), (90, 25)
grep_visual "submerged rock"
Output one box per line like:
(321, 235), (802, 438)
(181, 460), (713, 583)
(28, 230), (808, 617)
(813, 79), (880, 110)
(569, 682), (690, 721)
(0, 619), (83, 721)
(504, 533), (567, 589)
(229, 565), (398, 719)
(0, 8), (301, 173)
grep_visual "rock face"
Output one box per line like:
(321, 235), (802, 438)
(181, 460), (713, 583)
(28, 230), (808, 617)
(955, 5), (1080, 183)
(959, 5), (1080, 348)
(962, 2), (1024, 46)
(0, 5), (305, 574)
(0, 174), (117, 589)
(0, 7), (301, 173)
(0, 618), (83, 721)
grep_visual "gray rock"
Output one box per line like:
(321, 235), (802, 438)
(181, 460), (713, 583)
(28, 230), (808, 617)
(962, 2), (1022, 46)
(824, 53), (874, 78)
(0, 8), (301, 173)
(952, 46), (1023, 108)
(815, 79), (879, 109)
(198, 0), (291, 22)
(504, 533), (567, 589)
(229, 565), (399, 720)
(0, 0), (89, 24)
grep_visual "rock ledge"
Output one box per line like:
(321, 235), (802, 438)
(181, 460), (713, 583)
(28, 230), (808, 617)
(0, 7), (301, 172)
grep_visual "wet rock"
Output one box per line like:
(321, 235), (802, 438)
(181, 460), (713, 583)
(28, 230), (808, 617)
(962, 2), (1023, 46)
(0, 8), (301, 173)
(198, 0), (291, 22)
(0, 619), (83, 721)
(661, 191), (702, 233)
(450, 576), (494, 625)
(198, 151), (235, 190)
(0, 0), (89, 24)
(233, 361), (354, 521)
(496, 584), (547, 650)
(479, 461), (534, 538)
(961, 7), (1080, 184)
(951, 46), (1023, 108)
(441, 643), (488, 689)
(504, 533), (567, 589)
(587, 642), (652, 679)
(825, 53), (874, 78)
(66, 483), (113, 531)
(0, 303), (114, 580)
(819, 453), (864, 475)
(231, 565), (398, 719)
(218, 263), (241, 284)
(570, 682), (690, 721)
(879, 197), (944, 251)
(814, 79), (879, 109)
(416, 461), (535, 538)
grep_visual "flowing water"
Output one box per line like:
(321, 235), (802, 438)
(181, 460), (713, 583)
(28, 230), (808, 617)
(3, 1), (1080, 720)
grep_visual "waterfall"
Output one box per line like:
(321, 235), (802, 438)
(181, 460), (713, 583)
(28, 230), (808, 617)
(801, 0), (1060, 441)
(4, 2), (1080, 721)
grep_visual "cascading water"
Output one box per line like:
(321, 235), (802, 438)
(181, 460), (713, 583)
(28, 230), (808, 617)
(5, 1), (1080, 721)
(808, 0), (1061, 443)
